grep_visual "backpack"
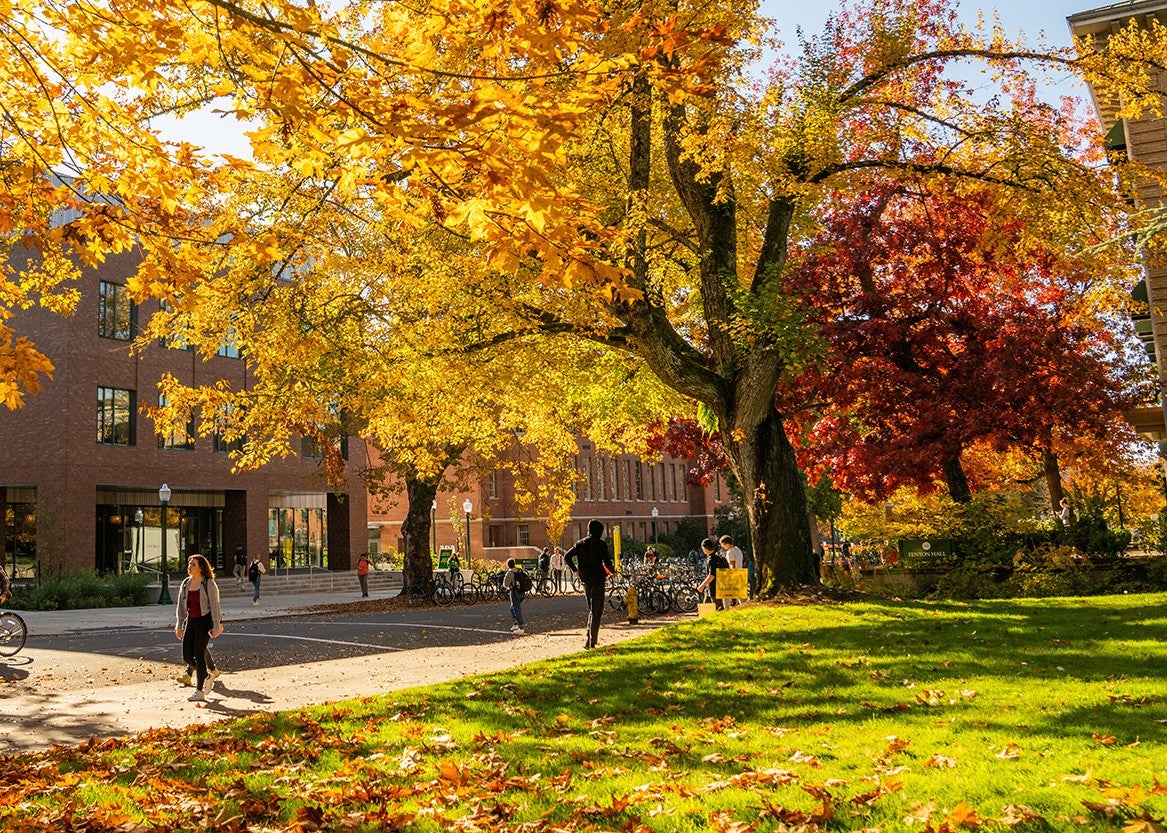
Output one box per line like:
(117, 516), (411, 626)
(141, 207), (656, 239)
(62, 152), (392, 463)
(713, 552), (730, 571)
(515, 568), (533, 594)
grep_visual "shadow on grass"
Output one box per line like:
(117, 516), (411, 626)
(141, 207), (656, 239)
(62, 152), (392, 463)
(404, 594), (1167, 763)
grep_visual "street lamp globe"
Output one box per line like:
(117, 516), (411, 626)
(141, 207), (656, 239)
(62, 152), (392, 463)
(159, 483), (172, 503)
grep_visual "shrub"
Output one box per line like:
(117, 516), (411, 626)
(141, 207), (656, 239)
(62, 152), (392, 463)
(9, 571), (152, 611)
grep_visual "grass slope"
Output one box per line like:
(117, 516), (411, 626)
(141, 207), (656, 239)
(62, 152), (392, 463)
(2, 593), (1165, 832)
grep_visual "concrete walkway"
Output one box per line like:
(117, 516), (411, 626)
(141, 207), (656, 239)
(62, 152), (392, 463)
(1, 586), (673, 754)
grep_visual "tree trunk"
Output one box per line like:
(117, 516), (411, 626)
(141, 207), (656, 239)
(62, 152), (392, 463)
(942, 455), (972, 503)
(724, 410), (817, 595)
(1042, 447), (1064, 515)
(399, 474), (438, 594)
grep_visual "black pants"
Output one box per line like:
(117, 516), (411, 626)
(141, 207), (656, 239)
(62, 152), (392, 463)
(182, 614), (213, 689)
(583, 578), (606, 647)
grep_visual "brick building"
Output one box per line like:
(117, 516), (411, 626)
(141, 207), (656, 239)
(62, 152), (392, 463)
(368, 438), (729, 563)
(0, 245), (367, 579)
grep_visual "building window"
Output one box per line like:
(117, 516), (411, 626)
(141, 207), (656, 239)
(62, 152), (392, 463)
(681, 468), (688, 501)
(649, 463), (657, 501)
(98, 281), (135, 340)
(97, 387), (135, 445)
(158, 396), (194, 450)
(660, 463), (668, 501)
(598, 458), (607, 500)
(635, 462), (644, 501)
(218, 326), (241, 358)
(583, 457), (593, 501)
(159, 300), (191, 350)
(213, 404), (243, 453)
(670, 464), (678, 502)
(623, 460), (632, 502)
(489, 470), (498, 499)
(715, 473), (722, 502)
(302, 435), (323, 459)
(517, 524), (530, 546)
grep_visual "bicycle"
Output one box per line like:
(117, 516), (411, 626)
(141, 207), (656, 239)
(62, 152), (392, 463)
(0, 610), (27, 657)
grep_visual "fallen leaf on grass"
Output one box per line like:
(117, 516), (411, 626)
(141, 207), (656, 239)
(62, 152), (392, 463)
(999, 804), (1046, 827)
(905, 801), (938, 825)
(708, 809), (759, 833)
(995, 744), (1021, 760)
(1092, 733), (1118, 746)
(947, 801), (984, 828)
(924, 754), (956, 769)
(883, 736), (910, 755)
(789, 750), (822, 768)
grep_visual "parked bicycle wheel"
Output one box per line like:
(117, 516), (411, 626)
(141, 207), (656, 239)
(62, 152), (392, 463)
(0, 611), (27, 657)
(671, 583), (700, 613)
(433, 577), (456, 607)
(640, 585), (670, 615)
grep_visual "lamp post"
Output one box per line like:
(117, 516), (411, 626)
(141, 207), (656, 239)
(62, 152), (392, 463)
(157, 483), (173, 605)
(134, 508), (144, 571)
(431, 499), (438, 557)
(651, 506), (659, 545)
(462, 498), (473, 563)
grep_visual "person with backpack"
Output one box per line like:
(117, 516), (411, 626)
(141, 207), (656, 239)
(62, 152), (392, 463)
(247, 555), (265, 606)
(697, 537), (729, 611)
(232, 546), (247, 589)
(502, 558), (528, 634)
(565, 519), (615, 649)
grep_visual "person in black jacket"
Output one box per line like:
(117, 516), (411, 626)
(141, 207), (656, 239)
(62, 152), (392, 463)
(565, 519), (614, 649)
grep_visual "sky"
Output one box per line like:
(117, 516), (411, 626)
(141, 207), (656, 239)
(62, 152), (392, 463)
(156, 0), (1102, 158)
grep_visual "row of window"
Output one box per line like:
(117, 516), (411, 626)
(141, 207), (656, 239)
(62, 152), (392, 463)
(98, 281), (239, 357)
(97, 386), (235, 451)
(576, 456), (688, 504)
(95, 387), (339, 460)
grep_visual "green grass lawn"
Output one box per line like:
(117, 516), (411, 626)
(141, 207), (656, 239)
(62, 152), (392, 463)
(4, 593), (1166, 831)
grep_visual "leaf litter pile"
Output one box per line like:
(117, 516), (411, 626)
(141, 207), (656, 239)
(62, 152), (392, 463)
(1, 593), (1165, 831)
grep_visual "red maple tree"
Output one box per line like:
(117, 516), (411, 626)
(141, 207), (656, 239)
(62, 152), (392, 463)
(785, 184), (1148, 505)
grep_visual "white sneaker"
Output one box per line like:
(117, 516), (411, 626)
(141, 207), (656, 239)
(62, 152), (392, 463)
(252, 600), (259, 606)
(514, 627), (525, 635)
(188, 690), (206, 702)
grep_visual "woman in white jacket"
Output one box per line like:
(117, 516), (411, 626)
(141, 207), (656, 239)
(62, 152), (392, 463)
(174, 554), (224, 702)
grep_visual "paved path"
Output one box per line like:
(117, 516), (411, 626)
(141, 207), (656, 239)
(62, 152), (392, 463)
(1, 589), (675, 754)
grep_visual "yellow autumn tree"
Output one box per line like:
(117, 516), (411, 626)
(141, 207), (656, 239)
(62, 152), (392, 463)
(12, 0), (1167, 592)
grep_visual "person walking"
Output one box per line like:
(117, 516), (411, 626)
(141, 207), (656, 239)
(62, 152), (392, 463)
(176, 648), (221, 688)
(0, 561), (10, 604)
(537, 547), (552, 593)
(356, 552), (370, 597)
(719, 535), (744, 606)
(502, 558), (526, 634)
(174, 554), (224, 703)
(247, 555), (265, 605)
(697, 537), (729, 611)
(550, 546), (566, 593)
(565, 519), (614, 649)
(232, 546), (247, 589)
